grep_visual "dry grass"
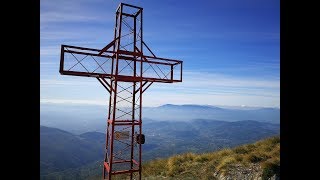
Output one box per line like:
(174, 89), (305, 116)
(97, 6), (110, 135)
(142, 136), (280, 179)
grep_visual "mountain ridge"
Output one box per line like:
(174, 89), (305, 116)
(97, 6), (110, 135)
(40, 119), (279, 178)
(41, 136), (280, 180)
(41, 103), (279, 134)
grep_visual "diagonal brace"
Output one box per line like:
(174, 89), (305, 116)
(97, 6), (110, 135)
(134, 81), (154, 94)
(99, 37), (119, 55)
(96, 77), (113, 93)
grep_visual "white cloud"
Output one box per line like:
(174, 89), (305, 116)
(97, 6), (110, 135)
(41, 98), (106, 105)
(40, 78), (98, 86)
(40, 46), (60, 56)
(41, 12), (100, 24)
(182, 71), (279, 88)
(40, 0), (114, 25)
(40, 0), (115, 45)
(40, 70), (279, 107)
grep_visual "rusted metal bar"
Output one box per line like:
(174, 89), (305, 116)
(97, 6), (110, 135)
(59, 45), (65, 74)
(101, 78), (114, 92)
(134, 9), (141, 18)
(171, 65), (173, 81)
(143, 55), (182, 63)
(113, 122), (141, 126)
(99, 37), (119, 55)
(108, 5), (123, 179)
(97, 77), (111, 93)
(114, 120), (138, 122)
(142, 41), (156, 58)
(121, 12), (135, 17)
(104, 162), (110, 173)
(63, 44), (102, 52)
(116, 75), (143, 82)
(180, 61), (183, 82)
(117, 55), (177, 66)
(130, 15), (137, 179)
(142, 81), (153, 93)
(132, 159), (139, 166)
(139, 8), (143, 180)
(118, 50), (142, 56)
(121, 3), (142, 9)
(65, 50), (113, 58)
(112, 169), (139, 175)
(113, 160), (132, 164)
(61, 70), (182, 83)
(134, 81), (148, 94)
(63, 47), (182, 63)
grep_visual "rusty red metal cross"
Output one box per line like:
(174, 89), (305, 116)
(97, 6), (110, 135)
(59, 3), (183, 180)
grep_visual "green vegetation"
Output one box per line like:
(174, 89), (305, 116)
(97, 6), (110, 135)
(142, 136), (280, 179)
(41, 136), (280, 180)
(40, 161), (102, 180)
(41, 120), (279, 179)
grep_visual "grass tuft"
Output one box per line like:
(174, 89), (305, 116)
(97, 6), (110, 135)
(142, 136), (280, 179)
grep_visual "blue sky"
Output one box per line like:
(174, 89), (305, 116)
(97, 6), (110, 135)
(40, 0), (280, 108)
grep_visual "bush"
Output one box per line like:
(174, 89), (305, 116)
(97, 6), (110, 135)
(166, 153), (199, 177)
(216, 156), (236, 172)
(143, 159), (167, 176)
(261, 158), (280, 180)
(233, 146), (249, 154)
(234, 154), (243, 162)
(269, 136), (280, 145)
(245, 154), (263, 163)
(195, 155), (209, 163)
(216, 149), (232, 157)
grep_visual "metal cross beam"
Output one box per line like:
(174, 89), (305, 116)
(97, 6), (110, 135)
(59, 3), (183, 180)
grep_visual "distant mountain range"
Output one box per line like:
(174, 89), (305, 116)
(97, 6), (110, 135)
(144, 104), (279, 123)
(40, 119), (279, 178)
(83, 136), (280, 180)
(142, 119), (279, 160)
(40, 126), (104, 175)
(40, 103), (279, 134)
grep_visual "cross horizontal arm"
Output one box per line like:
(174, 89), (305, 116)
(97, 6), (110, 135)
(62, 44), (182, 62)
(60, 45), (183, 83)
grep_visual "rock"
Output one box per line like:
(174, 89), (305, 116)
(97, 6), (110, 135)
(212, 163), (277, 180)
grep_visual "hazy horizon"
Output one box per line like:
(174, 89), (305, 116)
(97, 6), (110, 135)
(40, 101), (280, 109)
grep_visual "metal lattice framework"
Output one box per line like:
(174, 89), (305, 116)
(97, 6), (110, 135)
(59, 3), (183, 180)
